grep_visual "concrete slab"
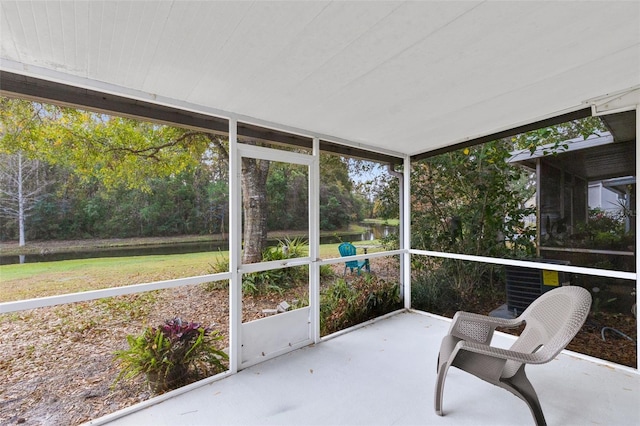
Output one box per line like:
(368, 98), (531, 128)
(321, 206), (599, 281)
(90, 311), (639, 426)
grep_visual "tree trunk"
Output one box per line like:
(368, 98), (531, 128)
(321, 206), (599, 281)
(241, 156), (270, 264)
(204, 134), (270, 264)
(0, 151), (50, 247)
(17, 152), (25, 246)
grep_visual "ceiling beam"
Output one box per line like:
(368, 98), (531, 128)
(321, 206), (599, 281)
(411, 108), (592, 162)
(0, 70), (229, 133)
(1, 70), (404, 165)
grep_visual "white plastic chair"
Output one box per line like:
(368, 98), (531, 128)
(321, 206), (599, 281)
(434, 286), (592, 426)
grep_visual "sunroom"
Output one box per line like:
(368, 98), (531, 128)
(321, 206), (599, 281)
(0, 1), (639, 425)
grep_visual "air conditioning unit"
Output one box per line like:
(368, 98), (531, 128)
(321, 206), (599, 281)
(505, 260), (570, 315)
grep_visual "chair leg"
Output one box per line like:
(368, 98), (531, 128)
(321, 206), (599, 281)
(434, 360), (449, 416)
(501, 367), (547, 426)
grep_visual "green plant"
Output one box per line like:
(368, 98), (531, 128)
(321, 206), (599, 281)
(571, 208), (632, 250)
(203, 251), (230, 291)
(411, 268), (459, 315)
(289, 295), (310, 309)
(114, 318), (228, 393)
(208, 252), (229, 274)
(242, 237), (309, 295)
(320, 275), (401, 336)
(411, 259), (505, 317)
(590, 286), (618, 317)
(273, 236), (308, 259)
(319, 263), (335, 279)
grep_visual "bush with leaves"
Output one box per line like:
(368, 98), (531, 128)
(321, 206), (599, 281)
(320, 274), (401, 336)
(409, 140), (534, 313)
(113, 318), (228, 394)
(243, 237), (308, 295)
(571, 208), (632, 250)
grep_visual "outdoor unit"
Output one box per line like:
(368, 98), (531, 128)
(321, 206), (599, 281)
(505, 260), (570, 315)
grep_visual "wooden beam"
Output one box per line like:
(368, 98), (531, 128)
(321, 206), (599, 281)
(411, 108), (592, 162)
(0, 71), (228, 133)
(320, 140), (403, 165)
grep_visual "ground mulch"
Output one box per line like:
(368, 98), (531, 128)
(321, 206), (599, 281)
(0, 283), (305, 426)
(568, 312), (637, 367)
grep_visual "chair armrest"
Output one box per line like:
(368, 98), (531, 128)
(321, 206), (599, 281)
(452, 311), (523, 328)
(449, 311), (523, 345)
(458, 341), (549, 365)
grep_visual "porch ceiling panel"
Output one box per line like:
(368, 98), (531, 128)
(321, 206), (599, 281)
(1, 1), (639, 157)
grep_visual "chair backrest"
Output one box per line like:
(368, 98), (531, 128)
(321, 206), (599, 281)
(338, 242), (356, 257)
(338, 242), (360, 268)
(502, 286), (592, 378)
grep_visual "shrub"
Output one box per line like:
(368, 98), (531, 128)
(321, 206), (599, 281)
(243, 237), (308, 295)
(411, 269), (459, 315)
(113, 318), (228, 393)
(203, 252), (230, 291)
(571, 208), (632, 250)
(319, 263), (335, 279)
(411, 260), (505, 317)
(320, 274), (401, 335)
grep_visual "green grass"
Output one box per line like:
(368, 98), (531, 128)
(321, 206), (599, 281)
(0, 252), (219, 302)
(0, 242), (384, 302)
(0, 252), (217, 281)
(362, 218), (400, 226)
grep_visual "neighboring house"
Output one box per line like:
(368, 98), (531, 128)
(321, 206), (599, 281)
(589, 181), (624, 214)
(508, 121), (636, 258)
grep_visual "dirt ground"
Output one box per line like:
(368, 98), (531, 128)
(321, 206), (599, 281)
(566, 312), (637, 367)
(0, 283), (306, 426)
(0, 264), (636, 425)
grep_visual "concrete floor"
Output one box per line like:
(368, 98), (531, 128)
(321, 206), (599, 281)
(90, 311), (639, 426)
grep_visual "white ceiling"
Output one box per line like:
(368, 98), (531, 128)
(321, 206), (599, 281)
(1, 1), (639, 157)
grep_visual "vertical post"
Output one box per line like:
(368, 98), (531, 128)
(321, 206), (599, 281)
(310, 137), (321, 342)
(403, 155), (412, 309)
(536, 158), (542, 258)
(228, 118), (241, 373)
(559, 166), (565, 225)
(636, 106), (639, 371)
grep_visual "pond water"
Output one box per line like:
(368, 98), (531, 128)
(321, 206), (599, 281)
(0, 223), (397, 265)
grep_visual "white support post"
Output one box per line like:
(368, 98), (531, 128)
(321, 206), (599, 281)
(536, 159), (542, 258)
(228, 118), (242, 373)
(403, 155), (412, 309)
(635, 104), (640, 371)
(310, 137), (321, 343)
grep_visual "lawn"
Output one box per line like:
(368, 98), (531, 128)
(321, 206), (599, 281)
(0, 242), (381, 302)
(363, 218), (400, 226)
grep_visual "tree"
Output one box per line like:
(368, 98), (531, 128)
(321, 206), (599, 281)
(0, 99), (57, 245)
(241, 154), (270, 263)
(409, 139), (536, 312)
(40, 109), (272, 263)
(319, 154), (359, 230)
(372, 171), (400, 221)
(412, 141), (534, 256)
(0, 97), (277, 263)
(0, 152), (52, 245)
(266, 161), (308, 231)
(409, 117), (608, 313)
(513, 116), (606, 154)
(0, 97), (373, 263)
